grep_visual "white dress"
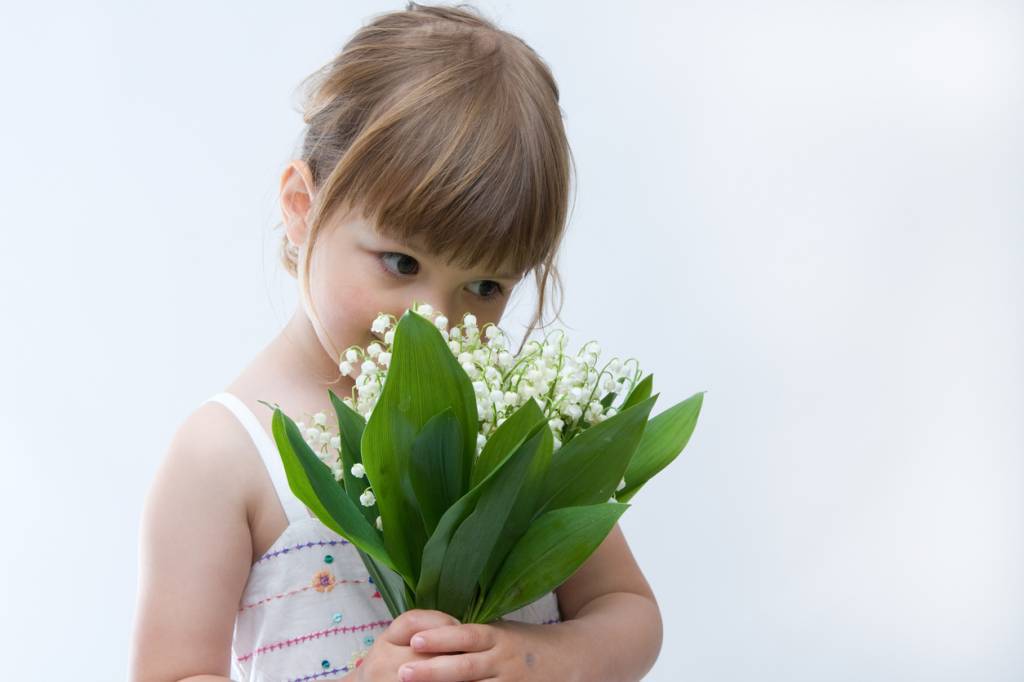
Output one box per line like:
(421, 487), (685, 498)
(205, 392), (562, 682)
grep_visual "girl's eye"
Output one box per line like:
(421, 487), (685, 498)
(378, 252), (506, 301)
(466, 280), (506, 301)
(379, 251), (419, 276)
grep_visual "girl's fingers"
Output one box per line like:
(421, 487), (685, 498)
(399, 650), (494, 682)
(410, 623), (495, 654)
(385, 610), (461, 646)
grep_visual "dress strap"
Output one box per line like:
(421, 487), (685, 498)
(205, 391), (309, 525)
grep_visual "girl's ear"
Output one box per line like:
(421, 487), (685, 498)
(280, 159), (316, 248)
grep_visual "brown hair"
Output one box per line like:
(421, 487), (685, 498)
(277, 1), (575, 363)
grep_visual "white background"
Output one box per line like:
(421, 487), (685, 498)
(0, 1), (1020, 680)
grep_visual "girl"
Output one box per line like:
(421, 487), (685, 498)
(129, 3), (662, 681)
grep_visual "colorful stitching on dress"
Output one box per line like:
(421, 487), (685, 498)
(312, 569), (336, 592)
(236, 620), (392, 662)
(237, 576), (371, 612)
(255, 538), (351, 565)
(287, 664), (349, 682)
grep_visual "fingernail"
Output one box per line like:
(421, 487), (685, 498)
(399, 665), (415, 681)
(411, 635), (425, 649)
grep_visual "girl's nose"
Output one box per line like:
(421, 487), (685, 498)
(414, 288), (457, 323)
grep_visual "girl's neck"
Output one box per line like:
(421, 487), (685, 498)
(242, 307), (356, 415)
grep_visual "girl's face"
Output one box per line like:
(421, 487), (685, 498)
(281, 160), (526, 383)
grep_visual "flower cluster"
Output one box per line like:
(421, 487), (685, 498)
(338, 303), (643, 488)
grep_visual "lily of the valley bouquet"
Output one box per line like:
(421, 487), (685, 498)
(262, 302), (704, 624)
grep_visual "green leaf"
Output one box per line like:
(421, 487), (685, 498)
(435, 425), (546, 619)
(621, 373), (653, 411)
(537, 394), (658, 514)
(617, 391), (705, 504)
(409, 408), (463, 538)
(271, 408), (400, 578)
(478, 425), (554, 594)
(328, 390), (375, 527)
(356, 545), (409, 617)
(476, 503), (629, 623)
(361, 308), (478, 585)
(416, 419), (545, 611)
(470, 397), (547, 489)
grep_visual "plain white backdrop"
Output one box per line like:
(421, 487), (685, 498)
(0, 1), (1020, 680)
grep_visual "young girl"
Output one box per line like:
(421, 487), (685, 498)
(129, 3), (662, 681)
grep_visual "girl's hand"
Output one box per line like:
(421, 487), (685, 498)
(398, 619), (568, 682)
(353, 609), (461, 682)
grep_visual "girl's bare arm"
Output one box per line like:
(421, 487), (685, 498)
(128, 406), (256, 682)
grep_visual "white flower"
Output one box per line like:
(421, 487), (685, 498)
(371, 314), (391, 334)
(359, 488), (376, 507)
(330, 435), (341, 450)
(340, 360), (353, 376)
(313, 411), (328, 427)
(375, 515), (383, 531)
(342, 308), (647, 467)
(351, 462), (366, 478)
(617, 476), (627, 491)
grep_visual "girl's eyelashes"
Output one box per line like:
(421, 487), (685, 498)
(376, 252), (506, 301)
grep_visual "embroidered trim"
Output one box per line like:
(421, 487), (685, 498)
(287, 664), (349, 682)
(237, 577), (371, 612)
(255, 538), (351, 565)
(236, 619), (392, 662)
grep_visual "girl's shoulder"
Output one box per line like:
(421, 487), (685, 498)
(163, 395), (269, 523)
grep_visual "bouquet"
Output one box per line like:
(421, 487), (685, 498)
(260, 302), (703, 624)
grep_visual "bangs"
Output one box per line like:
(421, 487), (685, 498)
(313, 49), (570, 279)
